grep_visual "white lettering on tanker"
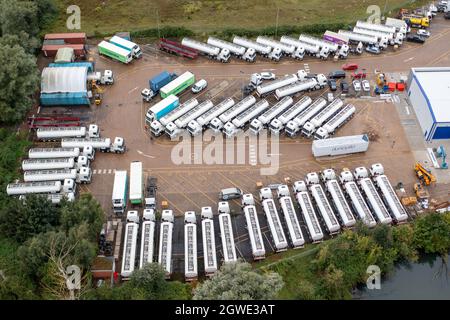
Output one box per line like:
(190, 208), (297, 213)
(66, 5), (81, 30)
(171, 129), (279, 175)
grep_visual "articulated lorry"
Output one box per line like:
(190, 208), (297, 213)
(242, 194), (266, 260)
(314, 104), (355, 139)
(223, 99), (269, 138)
(159, 71), (195, 98)
(24, 168), (91, 184)
(302, 98), (344, 138)
(61, 137), (126, 153)
(98, 41), (133, 64)
(159, 210), (174, 279)
(256, 36), (304, 60)
(109, 35), (142, 59)
(159, 38), (198, 59)
(274, 75), (327, 100)
(276, 185), (305, 248)
(232, 36), (282, 61)
(28, 147), (94, 161)
(285, 97), (328, 137)
(181, 38), (230, 62)
(120, 211), (139, 278)
(36, 124), (99, 141)
(207, 37), (256, 62)
(184, 211), (198, 282)
(112, 170), (127, 214)
(187, 98), (235, 136)
(209, 96), (256, 133)
(150, 98), (199, 136)
(256, 74), (298, 97)
(250, 97), (293, 135)
(145, 95), (180, 126)
(338, 30), (378, 45)
(218, 202), (238, 263)
(142, 71), (178, 102)
(7, 179), (76, 196)
(129, 161), (143, 205)
(280, 36), (323, 58)
(22, 156), (88, 171)
(139, 209), (156, 268)
(269, 96), (312, 135)
(201, 207), (218, 276)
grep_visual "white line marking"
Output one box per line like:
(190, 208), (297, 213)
(93, 169), (97, 174)
(128, 86), (139, 94)
(137, 150), (155, 158)
(403, 57), (414, 62)
(108, 169), (112, 174)
(103, 169), (107, 174)
(405, 106), (410, 115)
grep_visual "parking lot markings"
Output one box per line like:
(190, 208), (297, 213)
(103, 169), (107, 174)
(108, 169), (112, 174)
(93, 169), (97, 175)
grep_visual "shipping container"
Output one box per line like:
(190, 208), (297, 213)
(44, 33), (86, 44)
(160, 71), (195, 98)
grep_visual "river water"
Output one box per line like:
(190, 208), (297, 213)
(354, 254), (450, 300)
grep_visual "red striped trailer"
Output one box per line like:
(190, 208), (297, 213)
(159, 38), (198, 59)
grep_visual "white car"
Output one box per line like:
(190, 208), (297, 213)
(362, 80), (370, 92)
(417, 29), (431, 37)
(353, 80), (361, 92)
(260, 72), (276, 80)
(191, 79), (208, 93)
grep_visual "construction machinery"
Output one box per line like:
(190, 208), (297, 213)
(414, 162), (436, 185)
(436, 146), (448, 169)
(91, 80), (104, 106)
(414, 183), (429, 201)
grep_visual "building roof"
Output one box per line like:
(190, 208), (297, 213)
(41, 67), (88, 94)
(54, 47), (75, 63)
(44, 33), (86, 40)
(411, 67), (450, 123)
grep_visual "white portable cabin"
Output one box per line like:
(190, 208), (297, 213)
(373, 175), (408, 223)
(201, 207), (218, 276)
(120, 222), (139, 278)
(158, 210), (174, 278)
(294, 188), (324, 243)
(184, 211), (198, 281)
(343, 181), (377, 228)
(326, 180), (356, 228)
(160, 98), (199, 127)
(277, 185), (305, 248)
(139, 209), (156, 269)
(22, 158), (75, 171)
(243, 205), (265, 260)
(309, 184), (341, 234)
(358, 177), (392, 224)
(262, 198), (288, 252)
(218, 204), (237, 263)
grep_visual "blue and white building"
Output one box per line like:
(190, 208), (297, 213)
(407, 67), (450, 141)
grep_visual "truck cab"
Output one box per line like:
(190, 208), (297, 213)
(142, 88), (157, 102)
(82, 146), (95, 160)
(337, 44), (349, 59)
(150, 120), (164, 137)
(164, 122), (181, 140)
(187, 120), (202, 136)
(218, 48), (231, 63)
(269, 118), (283, 135)
(208, 118), (224, 133)
(292, 47), (305, 60)
(63, 178), (77, 194)
(249, 118), (263, 135)
(223, 122), (239, 139)
(268, 47), (282, 61)
(243, 48), (256, 62)
(77, 166), (92, 184)
(145, 177), (157, 209)
(318, 46), (330, 59)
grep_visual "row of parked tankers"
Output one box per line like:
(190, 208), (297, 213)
(150, 90), (355, 141)
(178, 19), (409, 63)
(5, 125), (126, 203)
(120, 162), (408, 282)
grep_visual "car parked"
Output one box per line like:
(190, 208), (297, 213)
(445, 11), (450, 19)
(406, 34), (426, 44)
(362, 80), (370, 92)
(260, 72), (276, 80)
(219, 187), (243, 200)
(352, 71), (366, 79)
(191, 79), (208, 93)
(353, 80), (361, 92)
(328, 78), (337, 91)
(417, 29), (431, 37)
(340, 80), (350, 93)
(366, 45), (381, 54)
(342, 63), (358, 71)
(328, 70), (346, 79)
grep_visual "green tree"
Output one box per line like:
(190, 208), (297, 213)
(60, 194), (104, 243)
(317, 264), (350, 300)
(35, 0), (57, 29)
(0, 43), (39, 123)
(128, 263), (169, 299)
(413, 213), (450, 255)
(0, 0), (39, 37)
(0, 32), (40, 54)
(193, 261), (283, 300)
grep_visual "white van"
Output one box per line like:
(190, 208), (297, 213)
(192, 79), (208, 93)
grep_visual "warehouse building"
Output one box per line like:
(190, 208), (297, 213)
(407, 67), (450, 141)
(40, 66), (90, 106)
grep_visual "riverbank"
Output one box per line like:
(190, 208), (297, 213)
(257, 214), (450, 299)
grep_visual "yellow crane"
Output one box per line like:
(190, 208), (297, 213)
(414, 162), (436, 186)
(91, 80), (104, 106)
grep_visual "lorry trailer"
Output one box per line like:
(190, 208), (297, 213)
(353, 167), (392, 224)
(259, 188), (289, 252)
(274, 76), (327, 100)
(22, 158), (75, 171)
(285, 97), (327, 137)
(300, 34), (339, 52)
(232, 36), (271, 55)
(7, 179), (76, 196)
(142, 71), (178, 102)
(207, 37), (256, 62)
(129, 161), (143, 205)
(223, 99), (269, 138)
(98, 41), (133, 64)
(112, 170), (127, 214)
(139, 209), (156, 268)
(188, 98), (235, 136)
(184, 211), (198, 281)
(159, 38), (198, 59)
(302, 98), (344, 138)
(256, 36), (304, 59)
(312, 134), (370, 157)
(159, 71), (195, 98)
(314, 104), (356, 139)
(218, 202), (238, 263)
(269, 96), (312, 135)
(109, 35), (142, 59)
(280, 36), (321, 56)
(61, 137), (126, 154)
(276, 185), (305, 248)
(352, 27), (392, 47)
(211, 96), (256, 132)
(306, 172), (341, 234)
(242, 194), (266, 260)
(120, 218), (139, 278)
(36, 125), (99, 140)
(28, 147), (94, 160)
(338, 30), (378, 45)
(322, 169), (356, 228)
(250, 97), (293, 135)
(145, 94), (180, 125)
(355, 20), (396, 35)
(340, 170), (377, 228)
(150, 98), (199, 136)
(181, 38), (230, 62)
(385, 17), (409, 34)
(24, 168), (91, 184)
(158, 210), (174, 279)
(292, 180), (324, 242)
(323, 30), (349, 45)
(201, 207), (218, 276)
(256, 74), (298, 97)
